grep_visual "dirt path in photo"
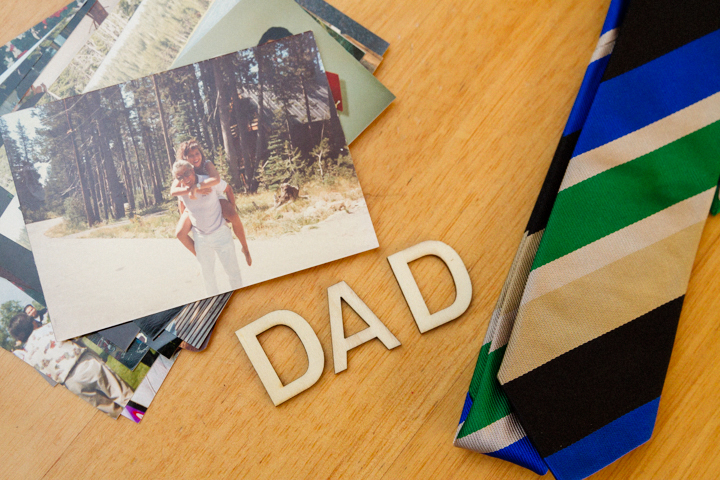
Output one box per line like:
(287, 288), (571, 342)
(27, 206), (378, 340)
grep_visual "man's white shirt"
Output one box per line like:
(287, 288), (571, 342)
(179, 175), (228, 235)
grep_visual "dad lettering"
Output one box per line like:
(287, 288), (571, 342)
(235, 240), (472, 406)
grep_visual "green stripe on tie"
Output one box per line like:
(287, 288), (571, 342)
(534, 119), (720, 269)
(458, 345), (511, 437)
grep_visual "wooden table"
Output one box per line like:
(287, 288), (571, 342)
(2, 0), (720, 478)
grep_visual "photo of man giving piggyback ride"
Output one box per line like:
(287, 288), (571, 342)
(171, 140), (252, 295)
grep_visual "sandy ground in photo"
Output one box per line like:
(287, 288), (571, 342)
(27, 205), (378, 340)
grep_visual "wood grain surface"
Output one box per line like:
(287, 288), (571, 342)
(1, 0), (719, 479)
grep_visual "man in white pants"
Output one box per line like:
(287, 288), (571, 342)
(173, 160), (244, 295)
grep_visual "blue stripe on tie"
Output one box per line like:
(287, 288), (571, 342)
(563, 0), (629, 136)
(459, 392), (473, 424)
(563, 55), (612, 136)
(573, 28), (720, 157)
(601, 0), (630, 35)
(544, 397), (660, 480)
(486, 436), (548, 475)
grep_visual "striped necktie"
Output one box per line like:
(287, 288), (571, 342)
(498, 1), (720, 479)
(453, 0), (629, 473)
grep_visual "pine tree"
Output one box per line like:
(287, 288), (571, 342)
(310, 136), (330, 179)
(152, 74), (175, 168)
(94, 102), (125, 220)
(63, 97), (96, 226)
(212, 57), (242, 188)
(1, 118), (44, 218)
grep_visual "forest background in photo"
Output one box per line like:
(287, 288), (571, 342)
(0, 33), (355, 239)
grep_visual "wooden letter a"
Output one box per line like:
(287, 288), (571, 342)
(328, 281), (401, 374)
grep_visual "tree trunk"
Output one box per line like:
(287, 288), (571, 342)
(199, 62), (222, 152)
(202, 112), (215, 154)
(186, 87), (203, 143)
(64, 98), (95, 226)
(95, 119), (125, 219)
(87, 159), (100, 220)
(301, 78), (312, 128)
(120, 112), (148, 209)
(315, 152), (324, 178)
(115, 134), (136, 212)
(189, 73), (213, 152)
(233, 97), (258, 193)
(325, 76), (346, 150)
(150, 138), (165, 201)
(152, 74), (175, 168)
(137, 157), (151, 208)
(148, 129), (164, 180)
(78, 126), (100, 220)
(101, 163), (112, 219)
(88, 128), (109, 221)
(140, 124), (163, 204)
(126, 125), (148, 209)
(92, 153), (109, 221)
(213, 59), (242, 185)
(250, 59), (266, 194)
(293, 36), (314, 131)
(210, 90), (223, 150)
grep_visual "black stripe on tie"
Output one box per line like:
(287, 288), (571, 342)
(501, 296), (684, 458)
(525, 131), (580, 236)
(603, 0), (720, 81)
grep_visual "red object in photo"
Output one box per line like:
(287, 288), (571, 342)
(88, 2), (109, 25)
(325, 71), (343, 111)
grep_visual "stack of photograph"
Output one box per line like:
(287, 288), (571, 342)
(0, 0), (393, 422)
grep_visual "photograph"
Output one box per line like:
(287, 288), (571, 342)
(11, 0), (112, 105)
(81, 333), (151, 371)
(98, 321), (142, 350)
(0, 189), (44, 306)
(169, 291), (232, 349)
(15, 0), (214, 111)
(173, 0), (395, 143)
(121, 350), (179, 423)
(133, 306), (183, 341)
(2, 149), (233, 353)
(0, 0), (84, 78)
(0, 0), (94, 115)
(295, 0), (390, 72)
(0, 183), (180, 421)
(0, 32), (378, 341)
(0, 276), (154, 418)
